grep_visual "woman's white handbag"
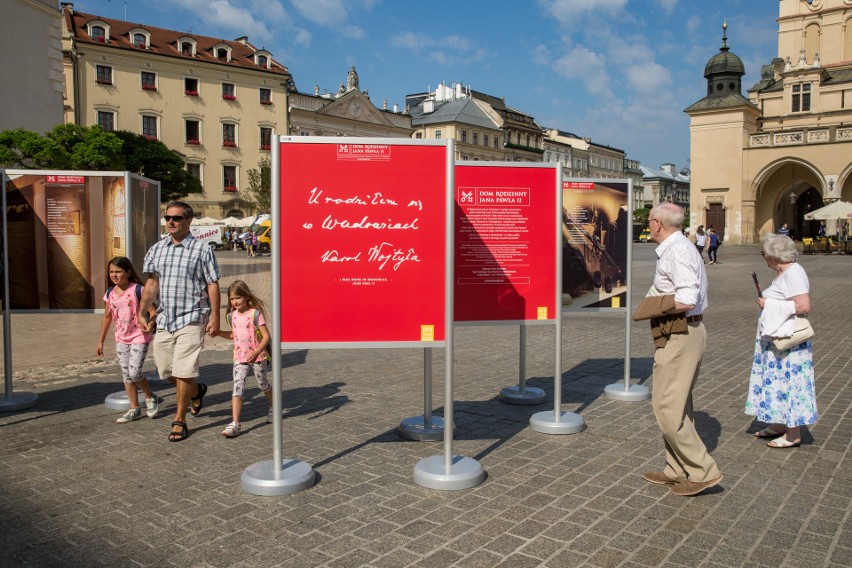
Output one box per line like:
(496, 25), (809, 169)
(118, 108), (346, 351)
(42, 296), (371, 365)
(772, 316), (814, 351)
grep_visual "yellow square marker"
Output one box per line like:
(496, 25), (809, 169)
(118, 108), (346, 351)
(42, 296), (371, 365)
(537, 307), (548, 320)
(421, 325), (435, 342)
(611, 296), (621, 308)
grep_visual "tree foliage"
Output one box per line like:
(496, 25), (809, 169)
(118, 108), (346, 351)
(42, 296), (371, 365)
(111, 130), (201, 202)
(0, 125), (201, 202)
(245, 156), (271, 213)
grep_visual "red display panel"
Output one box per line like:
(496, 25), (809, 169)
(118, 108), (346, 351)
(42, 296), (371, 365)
(454, 164), (558, 323)
(279, 141), (449, 345)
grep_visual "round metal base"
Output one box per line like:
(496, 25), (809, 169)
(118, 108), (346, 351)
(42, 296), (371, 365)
(604, 382), (650, 401)
(529, 411), (586, 435)
(413, 455), (485, 490)
(399, 415), (448, 441)
(241, 459), (316, 496)
(0, 391), (38, 412)
(104, 391), (147, 411)
(499, 385), (546, 405)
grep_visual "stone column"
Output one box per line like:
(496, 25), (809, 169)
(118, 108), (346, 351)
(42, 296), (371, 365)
(741, 200), (756, 244)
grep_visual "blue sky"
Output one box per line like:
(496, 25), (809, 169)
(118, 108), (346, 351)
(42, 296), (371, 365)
(73, 0), (780, 171)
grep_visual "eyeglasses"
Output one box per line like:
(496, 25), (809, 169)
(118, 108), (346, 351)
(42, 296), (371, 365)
(163, 215), (185, 222)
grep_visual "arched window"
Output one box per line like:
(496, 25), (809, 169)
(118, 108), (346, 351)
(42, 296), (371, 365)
(91, 25), (106, 42)
(257, 55), (268, 69)
(133, 33), (147, 49)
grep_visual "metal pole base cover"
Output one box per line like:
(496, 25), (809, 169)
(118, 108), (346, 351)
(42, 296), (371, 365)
(499, 385), (546, 405)
(399, 415), (450, 441)
(0, 391), (38, 412)
(604, 382), (650, 402)
(241, 459), (316, 496)
(529, 410), (586, 435)
(413, 455), (485, 490)
(105, 391), (155, 411)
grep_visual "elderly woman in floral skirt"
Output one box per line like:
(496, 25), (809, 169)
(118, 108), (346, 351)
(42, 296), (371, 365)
(745, 234), (817, 448)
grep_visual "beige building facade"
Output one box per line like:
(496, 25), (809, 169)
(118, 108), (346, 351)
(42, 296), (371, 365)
(687, 0), (852, 244)
(60, 3), (291, 219)
(0, 0), (65, 133)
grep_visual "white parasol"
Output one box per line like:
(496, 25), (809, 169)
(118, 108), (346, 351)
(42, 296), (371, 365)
(803, 201), (852, 221)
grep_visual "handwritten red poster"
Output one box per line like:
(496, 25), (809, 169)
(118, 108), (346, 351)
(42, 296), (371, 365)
(278, 140), (449, 345)
(454, 163), (558, 323)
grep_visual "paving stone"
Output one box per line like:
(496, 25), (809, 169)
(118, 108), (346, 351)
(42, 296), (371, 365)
(1, 247), (848, 568)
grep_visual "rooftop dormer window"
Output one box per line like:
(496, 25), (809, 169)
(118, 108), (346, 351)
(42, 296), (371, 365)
(213, 45), (231, 62)
(91, 25), (106, 42)
(87, 21), (109, 42)
(256, 54), (269, 69)
(129, 28), (151, 49)
(176, 37), (197, 57)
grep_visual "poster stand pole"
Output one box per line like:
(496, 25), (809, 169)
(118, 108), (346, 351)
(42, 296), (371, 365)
(499, 325), (545, 405)
(0, 172), (37, 413)
(399, 348), (446, 440)
(241, 137), (315, 496)
(604, 180), (649, 402)
(414, 140), (484, 490)
(529, 170), (584, 434)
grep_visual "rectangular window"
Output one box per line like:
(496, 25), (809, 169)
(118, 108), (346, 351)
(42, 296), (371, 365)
(472, 133), (478, 145)
(186, 163), (201, 180)
(222, 123), (236, 147)
(792, 83), (811, 112)
(259, 88), (272, 105)
(260, 127), (272, 150)
(142, 115), (157, 140)
(222, 83), (236, 100)
(223, 165), (237, 192)
(133, 33), (147, 49)
(96, 65), (112, 85)
(185, 120), (200, 144)
(483, 134), (488, 147)
(184, 78), (198, 96)
(435, 129), (442, 140)
(494, 137), (499, 148)
(90, 26), (105, 42)
(97, 111), (114, 131)
(461, 130), (467, 143)
(141, 71), (156, 91)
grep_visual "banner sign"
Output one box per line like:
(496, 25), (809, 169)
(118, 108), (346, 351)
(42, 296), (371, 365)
(454, 163), (558, 323)
(3, 171), (159, 311)
(278, 140), (449, 346)
(561, 179), (630, 310)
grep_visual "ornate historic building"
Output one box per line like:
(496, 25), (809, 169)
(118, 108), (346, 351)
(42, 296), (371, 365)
(640, 164), (690, 210)
(60, 3), (292, 218)
(687, 0), (852, 243)
(287, 67), (412, 139)
(406, 83), (542, 161)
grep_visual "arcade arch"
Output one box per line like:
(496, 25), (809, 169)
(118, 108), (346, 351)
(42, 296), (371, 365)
(752, 159), (826, 240)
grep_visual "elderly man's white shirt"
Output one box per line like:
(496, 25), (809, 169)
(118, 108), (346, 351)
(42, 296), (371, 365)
(653, 231), (708, 317)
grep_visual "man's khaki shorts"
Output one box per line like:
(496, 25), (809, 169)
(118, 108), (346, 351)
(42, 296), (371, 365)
(153, 323), (205, 380)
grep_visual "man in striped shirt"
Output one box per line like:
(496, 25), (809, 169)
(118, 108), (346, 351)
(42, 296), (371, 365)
(138, 201), (220, 442)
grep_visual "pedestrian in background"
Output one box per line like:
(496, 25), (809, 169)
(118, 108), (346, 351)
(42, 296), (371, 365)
(777, 223), (789, 237)
(694, 225), (706, 262)
(641, 203), (722, 496)
(746, 235), (816, 448)
(707, 227), (721, 264)
(138, 201), (221, 442)
(244, 230), (254, 258)
(97, 256), (159, 423)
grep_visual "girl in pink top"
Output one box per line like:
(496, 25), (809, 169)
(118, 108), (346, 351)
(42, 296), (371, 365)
(97, 257), (158, 423)
(213, 280), (272, 438)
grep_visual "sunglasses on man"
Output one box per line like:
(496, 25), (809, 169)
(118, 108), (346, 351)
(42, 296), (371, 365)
(163, 215), (186, 222)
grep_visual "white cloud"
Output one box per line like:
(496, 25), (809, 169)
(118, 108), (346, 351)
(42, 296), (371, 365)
(553, 46), (612, 98)
(655, 0), (677, 16)
(290, 0), (365, 39)
(541, 0), (628, 28)
(390, 31), (490, 67)
(177, 0), (276, 43)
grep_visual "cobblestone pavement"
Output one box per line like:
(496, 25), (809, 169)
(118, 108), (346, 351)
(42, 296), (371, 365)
(0, 246), (849, 567)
